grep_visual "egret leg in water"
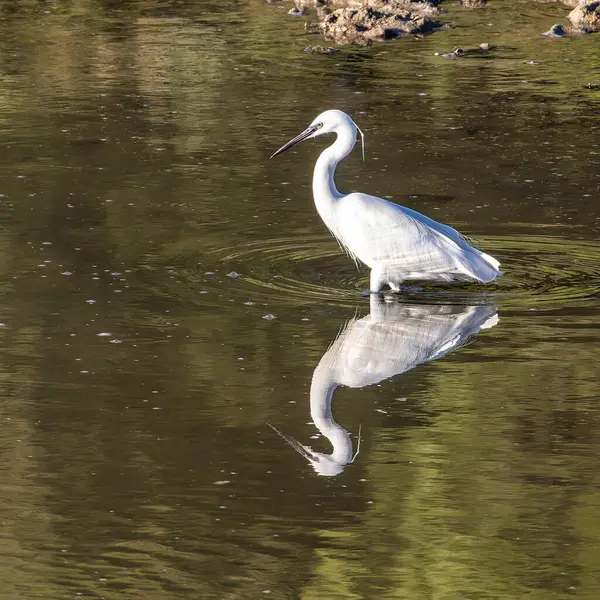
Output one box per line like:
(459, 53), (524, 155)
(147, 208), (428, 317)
(271, 110), (502, 293)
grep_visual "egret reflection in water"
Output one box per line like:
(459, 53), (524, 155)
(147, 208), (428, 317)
(270, 296), (499, 476)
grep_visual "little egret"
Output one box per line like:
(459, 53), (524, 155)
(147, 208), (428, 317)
(271, 110), (501, 292)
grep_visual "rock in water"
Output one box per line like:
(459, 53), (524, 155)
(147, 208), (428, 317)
(541, 23), (569, 37)
(303, 44), (339, 53)
(460, 0), (487, 7)
(569, 1), (600, 33)
(316, 1), (445, 45)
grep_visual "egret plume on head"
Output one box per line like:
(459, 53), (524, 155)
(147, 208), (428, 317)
(356, 123), (365, 162)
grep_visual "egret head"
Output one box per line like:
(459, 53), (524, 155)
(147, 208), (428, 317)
(309, 109), (357, 136)
(270, 109), (363, 159)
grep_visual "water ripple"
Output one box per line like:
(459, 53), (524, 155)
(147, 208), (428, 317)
(210, 233), (600, 310)
(147, 233), (600, 313)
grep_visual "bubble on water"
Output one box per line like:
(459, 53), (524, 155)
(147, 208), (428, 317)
(97, 332), (111, 337)
(86, 300), (96, 304)
(262, 313), (276, 320)
(110, 339), (122, 344)
(226, 271), (240, 278)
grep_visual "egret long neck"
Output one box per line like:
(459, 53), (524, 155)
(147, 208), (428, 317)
(312, 126), (357, 222)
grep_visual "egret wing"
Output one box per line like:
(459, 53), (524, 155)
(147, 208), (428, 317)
(332, 194), (474, 274)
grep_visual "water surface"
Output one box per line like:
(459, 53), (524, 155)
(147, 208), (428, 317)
(1, 1), (600, 598)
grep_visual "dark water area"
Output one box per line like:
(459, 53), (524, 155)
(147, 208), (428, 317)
(0, 0), (599, 598)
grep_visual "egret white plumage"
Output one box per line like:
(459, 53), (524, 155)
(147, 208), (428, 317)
(271, 110), (501, 293)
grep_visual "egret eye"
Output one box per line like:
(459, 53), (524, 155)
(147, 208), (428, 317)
(316, 122), (323, 129)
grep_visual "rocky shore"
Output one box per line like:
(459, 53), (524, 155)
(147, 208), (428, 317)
(543, 0), (600, 36)
(270, 0), (600, 45)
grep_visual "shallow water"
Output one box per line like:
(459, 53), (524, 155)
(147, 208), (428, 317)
(0, 1), (600, 598)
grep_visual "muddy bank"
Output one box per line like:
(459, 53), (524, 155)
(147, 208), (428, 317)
(273, 0), (600, 45)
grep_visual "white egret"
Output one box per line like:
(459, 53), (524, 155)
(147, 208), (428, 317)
(271, 110), (501, 293)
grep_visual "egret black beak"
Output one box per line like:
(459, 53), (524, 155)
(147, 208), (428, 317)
(270, 124), (319, 159)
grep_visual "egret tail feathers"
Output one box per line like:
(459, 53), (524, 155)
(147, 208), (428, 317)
(480, 251), (501, 271)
